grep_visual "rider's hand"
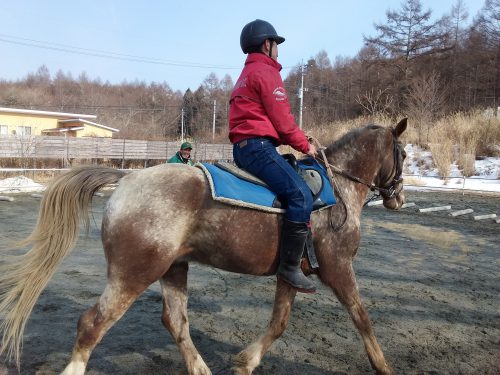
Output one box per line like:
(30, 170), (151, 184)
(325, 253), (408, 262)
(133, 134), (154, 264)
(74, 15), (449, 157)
(306, 143), (317, 157)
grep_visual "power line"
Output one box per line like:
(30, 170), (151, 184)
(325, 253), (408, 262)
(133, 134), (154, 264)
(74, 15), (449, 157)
(0, 33), (298, 71)
(0, 33), (240, 70)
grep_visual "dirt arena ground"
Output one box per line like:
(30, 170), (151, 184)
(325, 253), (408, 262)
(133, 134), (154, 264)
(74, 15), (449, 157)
(0, 190), (499, 375)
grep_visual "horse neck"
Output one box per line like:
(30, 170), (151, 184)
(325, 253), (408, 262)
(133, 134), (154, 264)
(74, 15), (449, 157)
(325, 128), (390, 211)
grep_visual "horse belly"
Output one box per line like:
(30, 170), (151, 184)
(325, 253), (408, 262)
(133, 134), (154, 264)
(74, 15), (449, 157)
(187, 207), (281, 276)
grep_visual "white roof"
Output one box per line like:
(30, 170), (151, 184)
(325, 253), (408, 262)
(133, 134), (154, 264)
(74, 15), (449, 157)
(0, 107), (97, 119)
(41, 126), (86, 133)
(58, 118), (119, 132)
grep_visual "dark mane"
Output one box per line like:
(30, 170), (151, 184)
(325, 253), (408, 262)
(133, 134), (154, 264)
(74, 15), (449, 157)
(326, 124), (384, 154)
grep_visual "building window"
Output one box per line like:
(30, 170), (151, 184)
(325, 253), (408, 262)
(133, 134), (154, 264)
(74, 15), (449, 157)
(16, 126), (32, 136)
(0, 125), (8, 135)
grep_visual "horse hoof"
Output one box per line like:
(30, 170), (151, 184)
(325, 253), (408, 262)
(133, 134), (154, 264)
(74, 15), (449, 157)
(231, 366), (252, 375)
(232, 351), (255, 375)
(376, 364), (395, 375)
(188, 354), (212, 375)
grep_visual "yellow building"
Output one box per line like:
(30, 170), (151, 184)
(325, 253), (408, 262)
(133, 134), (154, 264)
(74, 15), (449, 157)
(0, 107), (119, 137)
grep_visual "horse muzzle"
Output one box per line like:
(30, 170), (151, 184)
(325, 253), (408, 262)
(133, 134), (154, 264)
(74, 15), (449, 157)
(382, 181), (405, 210)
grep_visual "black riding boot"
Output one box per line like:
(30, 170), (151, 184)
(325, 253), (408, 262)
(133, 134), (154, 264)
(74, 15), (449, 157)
(277, 219), (316, 293)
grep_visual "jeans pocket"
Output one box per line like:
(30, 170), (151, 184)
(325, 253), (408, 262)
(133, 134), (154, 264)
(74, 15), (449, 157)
(235, 141), (261, 169)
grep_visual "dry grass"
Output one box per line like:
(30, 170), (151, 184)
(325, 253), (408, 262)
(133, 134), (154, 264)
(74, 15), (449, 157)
(433, 112), (499, 177)
(403, 176), (427, 186)
(428, 126), (454, 182)
(406, 110), (499, 155)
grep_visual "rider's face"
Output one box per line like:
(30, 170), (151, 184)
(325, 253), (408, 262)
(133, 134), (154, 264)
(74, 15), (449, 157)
(263, 39), (278, 61)
(270, 40), (278, 61)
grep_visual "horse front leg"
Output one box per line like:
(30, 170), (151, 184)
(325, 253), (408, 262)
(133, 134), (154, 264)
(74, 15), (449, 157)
(159, 262), (211, 375)
(232, 279), (297, 375)
(320, 263), (394, 375)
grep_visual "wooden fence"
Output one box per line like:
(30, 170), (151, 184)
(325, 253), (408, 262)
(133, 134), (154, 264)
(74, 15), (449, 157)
(0, 135), (233, 162)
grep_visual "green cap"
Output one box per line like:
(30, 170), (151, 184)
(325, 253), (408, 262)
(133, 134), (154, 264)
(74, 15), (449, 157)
(180, 141), (192, 150)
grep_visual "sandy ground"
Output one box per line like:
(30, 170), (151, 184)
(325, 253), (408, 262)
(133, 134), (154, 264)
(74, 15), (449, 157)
(0, 190), (499, 375)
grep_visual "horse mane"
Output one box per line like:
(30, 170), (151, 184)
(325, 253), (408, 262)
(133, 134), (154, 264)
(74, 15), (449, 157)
(326, 124), (384, 154)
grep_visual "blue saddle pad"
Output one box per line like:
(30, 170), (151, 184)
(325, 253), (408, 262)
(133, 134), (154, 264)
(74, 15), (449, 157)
(198, 158), (336, 213)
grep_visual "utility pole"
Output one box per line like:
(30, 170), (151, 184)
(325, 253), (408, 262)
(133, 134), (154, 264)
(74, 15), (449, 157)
(181, 108), (184, 141)
(212, 100), (216, 141)
(298, 61), (307, 129)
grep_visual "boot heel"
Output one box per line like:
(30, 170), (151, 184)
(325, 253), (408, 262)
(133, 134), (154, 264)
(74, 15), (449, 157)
(277, 275), (316, 294)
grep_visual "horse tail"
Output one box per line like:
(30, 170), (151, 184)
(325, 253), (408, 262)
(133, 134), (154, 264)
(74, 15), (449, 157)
(0, 166), (126, 368)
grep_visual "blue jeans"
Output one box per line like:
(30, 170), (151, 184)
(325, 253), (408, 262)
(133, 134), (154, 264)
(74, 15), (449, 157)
(233, 138), (313, 223)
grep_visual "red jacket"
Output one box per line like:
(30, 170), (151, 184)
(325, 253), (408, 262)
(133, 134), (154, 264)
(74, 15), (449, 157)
(229, 53), (310, 154)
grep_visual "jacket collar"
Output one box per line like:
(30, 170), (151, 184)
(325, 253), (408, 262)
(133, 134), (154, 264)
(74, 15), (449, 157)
(245, 53), (282, 71)
(177, 151), (191, 164)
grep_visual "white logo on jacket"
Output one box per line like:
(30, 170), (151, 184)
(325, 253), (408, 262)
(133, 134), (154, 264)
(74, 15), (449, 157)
(273, 87), (287, 101)
(234, 77), (248, 89)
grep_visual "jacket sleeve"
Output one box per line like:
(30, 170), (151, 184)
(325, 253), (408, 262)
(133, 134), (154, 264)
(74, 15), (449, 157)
(255, 69), (310, 154)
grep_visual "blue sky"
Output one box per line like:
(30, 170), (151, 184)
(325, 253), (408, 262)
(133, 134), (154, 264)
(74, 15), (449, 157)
(0, 0), (486, 93)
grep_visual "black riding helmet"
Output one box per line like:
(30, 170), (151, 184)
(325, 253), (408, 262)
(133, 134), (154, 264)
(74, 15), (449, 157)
(240, 19), (285, 54)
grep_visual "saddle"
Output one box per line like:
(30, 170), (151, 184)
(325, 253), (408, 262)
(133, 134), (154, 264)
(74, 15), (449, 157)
(211, 154), (335, 210)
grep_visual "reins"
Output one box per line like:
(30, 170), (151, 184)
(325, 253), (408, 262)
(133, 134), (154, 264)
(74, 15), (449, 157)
(308, 135), (403, 228)
(310, 136), (401, 198)
(309, 136), (347, 230)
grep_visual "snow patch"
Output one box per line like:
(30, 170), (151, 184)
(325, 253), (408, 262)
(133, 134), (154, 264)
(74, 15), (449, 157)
(403, 145), (500, 193)
(0, 176), (45, 193)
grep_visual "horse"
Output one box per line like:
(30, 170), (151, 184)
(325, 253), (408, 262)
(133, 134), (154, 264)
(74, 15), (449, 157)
(0, 118), (407, 375)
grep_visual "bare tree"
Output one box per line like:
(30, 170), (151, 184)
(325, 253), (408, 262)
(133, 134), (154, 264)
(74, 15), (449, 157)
(476, 0), (500, 49)
(451, 0), (469, 45)
(407, 71), (446, 144)
(355, 88), (394, 116)
(475, 0), (500, 112)
(364, 0), (451, 80)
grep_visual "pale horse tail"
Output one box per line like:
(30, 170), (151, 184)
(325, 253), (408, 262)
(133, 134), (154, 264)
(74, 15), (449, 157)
(0, 166), (126, 369)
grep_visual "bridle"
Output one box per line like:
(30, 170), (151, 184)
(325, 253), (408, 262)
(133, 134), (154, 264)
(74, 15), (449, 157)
(369, 137), (405, 201)
(310, 132), (405, 210)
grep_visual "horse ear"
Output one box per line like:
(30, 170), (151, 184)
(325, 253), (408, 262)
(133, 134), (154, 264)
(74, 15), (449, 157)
(393, 118), (407, 138)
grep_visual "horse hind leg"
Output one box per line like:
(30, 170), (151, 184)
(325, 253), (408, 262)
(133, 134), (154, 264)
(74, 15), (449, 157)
(232, 279), (297, 375)
(159, 262), (211, 375)
(61, 280), (148, 375)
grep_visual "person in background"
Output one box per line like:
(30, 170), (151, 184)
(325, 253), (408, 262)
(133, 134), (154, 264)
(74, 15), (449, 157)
(167, 141), (195, 165)
(229, 19), (317, 293)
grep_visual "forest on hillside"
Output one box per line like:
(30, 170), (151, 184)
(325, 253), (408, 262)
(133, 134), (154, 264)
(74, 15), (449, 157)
(0, 0), (498, 145)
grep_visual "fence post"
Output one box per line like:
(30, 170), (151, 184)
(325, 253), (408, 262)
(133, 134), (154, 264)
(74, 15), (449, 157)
(121, 139), (126, 169)
(462, 176), (466, 195)
(65, 136), (69, 168)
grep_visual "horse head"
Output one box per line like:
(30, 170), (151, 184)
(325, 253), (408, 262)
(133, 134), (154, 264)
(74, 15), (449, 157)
(322, 118), (407, 211)
(376, 118), (407, 210)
